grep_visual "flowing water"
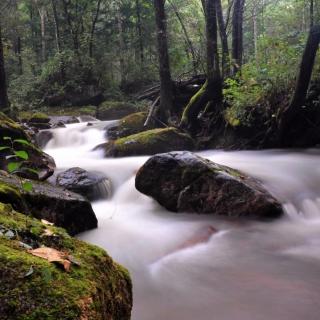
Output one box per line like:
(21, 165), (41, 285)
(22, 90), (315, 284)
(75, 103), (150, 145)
(44, 122), (320, 320)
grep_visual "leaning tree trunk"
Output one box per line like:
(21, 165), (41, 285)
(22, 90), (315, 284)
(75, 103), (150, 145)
(232, 0), (245, 74)
(279, 25), (320, 144)
(168, 0), (198, 75)
(0, 25), (9, 112)
(153, 0), (173, 123)
(179, 0), (223, 133)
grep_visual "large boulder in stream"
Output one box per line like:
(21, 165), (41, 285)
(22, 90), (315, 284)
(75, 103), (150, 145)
(56, 167), (112, 201)
(0, 171), (97, 235)
(95, 127), (195, 157)
(0, 202), (132, 320)
(0, 112), (55, 180)
(135, 152), (283, 219)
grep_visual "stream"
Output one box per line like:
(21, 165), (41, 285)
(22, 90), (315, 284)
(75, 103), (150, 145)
(44, 121), (320, 320)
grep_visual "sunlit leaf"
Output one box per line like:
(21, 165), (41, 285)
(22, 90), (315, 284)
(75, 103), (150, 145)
(0, 146), (10, 151)
(7, 162), (21, 173)
(14, 150), (29, 160)
(14, 139), (31, 146)
(22, 181), (33, 192)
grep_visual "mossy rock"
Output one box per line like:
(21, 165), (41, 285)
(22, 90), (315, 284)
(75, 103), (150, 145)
(0, 112), (29, 141)
(107, 112), (160, 140)
(0, 203), (132, 320)
(95, 127), (195, 157)
(0, 172), (97, 236)
(0, 113), (55, 180)
(97, 101), (145, 120)
(19, 112), (50, 124)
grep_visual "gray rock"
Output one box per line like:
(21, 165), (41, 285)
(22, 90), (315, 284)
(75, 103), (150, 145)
(135, 151), (283, 220)
(56, 167), (111, 201)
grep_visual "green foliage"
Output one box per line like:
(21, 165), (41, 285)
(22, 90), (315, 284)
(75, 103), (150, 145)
(224, 35), (306, 127)
(0, 137), (37, 192)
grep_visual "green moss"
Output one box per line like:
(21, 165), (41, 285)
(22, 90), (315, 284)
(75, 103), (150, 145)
(0, 112), (28, 141)
(0, 204), (132, 320)
(99, 101), (137, 111)
(180, 81), (208, 127)
(101, 127), (195, 157)
(0, 181), (26, 213)
(19, 106), (97, 118)
(108, 112), (160, 139)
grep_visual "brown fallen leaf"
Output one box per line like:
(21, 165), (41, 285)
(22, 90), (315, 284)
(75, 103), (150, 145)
(41, 219), (54, 226)
(28, 247), (71, 272)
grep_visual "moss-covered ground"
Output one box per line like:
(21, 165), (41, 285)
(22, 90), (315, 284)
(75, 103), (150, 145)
(0, 203), (132, 320)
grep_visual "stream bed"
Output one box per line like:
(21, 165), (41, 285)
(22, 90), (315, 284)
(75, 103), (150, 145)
(45, 122), (320, 320)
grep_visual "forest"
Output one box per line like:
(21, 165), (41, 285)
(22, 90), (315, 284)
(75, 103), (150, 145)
(0, 0), (320, 320)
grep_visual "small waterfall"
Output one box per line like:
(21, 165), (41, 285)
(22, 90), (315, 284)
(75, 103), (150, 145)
(44, 124), (320, 320)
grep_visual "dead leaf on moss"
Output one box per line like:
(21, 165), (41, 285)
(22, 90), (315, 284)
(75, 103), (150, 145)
(41, 219), (54, 226)
(28, 247), (71, 272)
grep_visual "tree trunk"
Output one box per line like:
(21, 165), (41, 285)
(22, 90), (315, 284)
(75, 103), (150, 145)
(14, 36), (23, 75)
(51, 0), (65, 82)
(154, 0), (173, 123)
(135, 0), (144, 67)
(252, 3), (258, 60)
(216, 0), (230, 77)
(51, 0), (62, 53)
(310, 0), (314, 28)
(62, 0), (81, 63)
(117, 4), (126, 85)
(180, 0), (223, 132)
(232, 0), (245, 74)
(89, 0), (102, 58)
(279, 25), (320, 143)
(0, 25), (9, 112)
(38, 6), (47, 62)
(168, 0), (198, 75)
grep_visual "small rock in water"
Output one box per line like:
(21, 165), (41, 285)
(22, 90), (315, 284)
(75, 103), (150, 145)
(56, 167), (112, 201)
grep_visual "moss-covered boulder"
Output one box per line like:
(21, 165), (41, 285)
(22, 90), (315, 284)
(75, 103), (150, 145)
(0, 112), (55, 180)
(135, 151), (284, 219)
(97, 101), (145, 120)
(0, 172), (97, 235)
(19, 112), (51, 124)
(106, 112), (160, 140)
(95, 127), (195, 157)
(0, 203), (132, 320)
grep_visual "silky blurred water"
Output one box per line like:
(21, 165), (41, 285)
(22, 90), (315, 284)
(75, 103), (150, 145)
(45, 122), (320, 320)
